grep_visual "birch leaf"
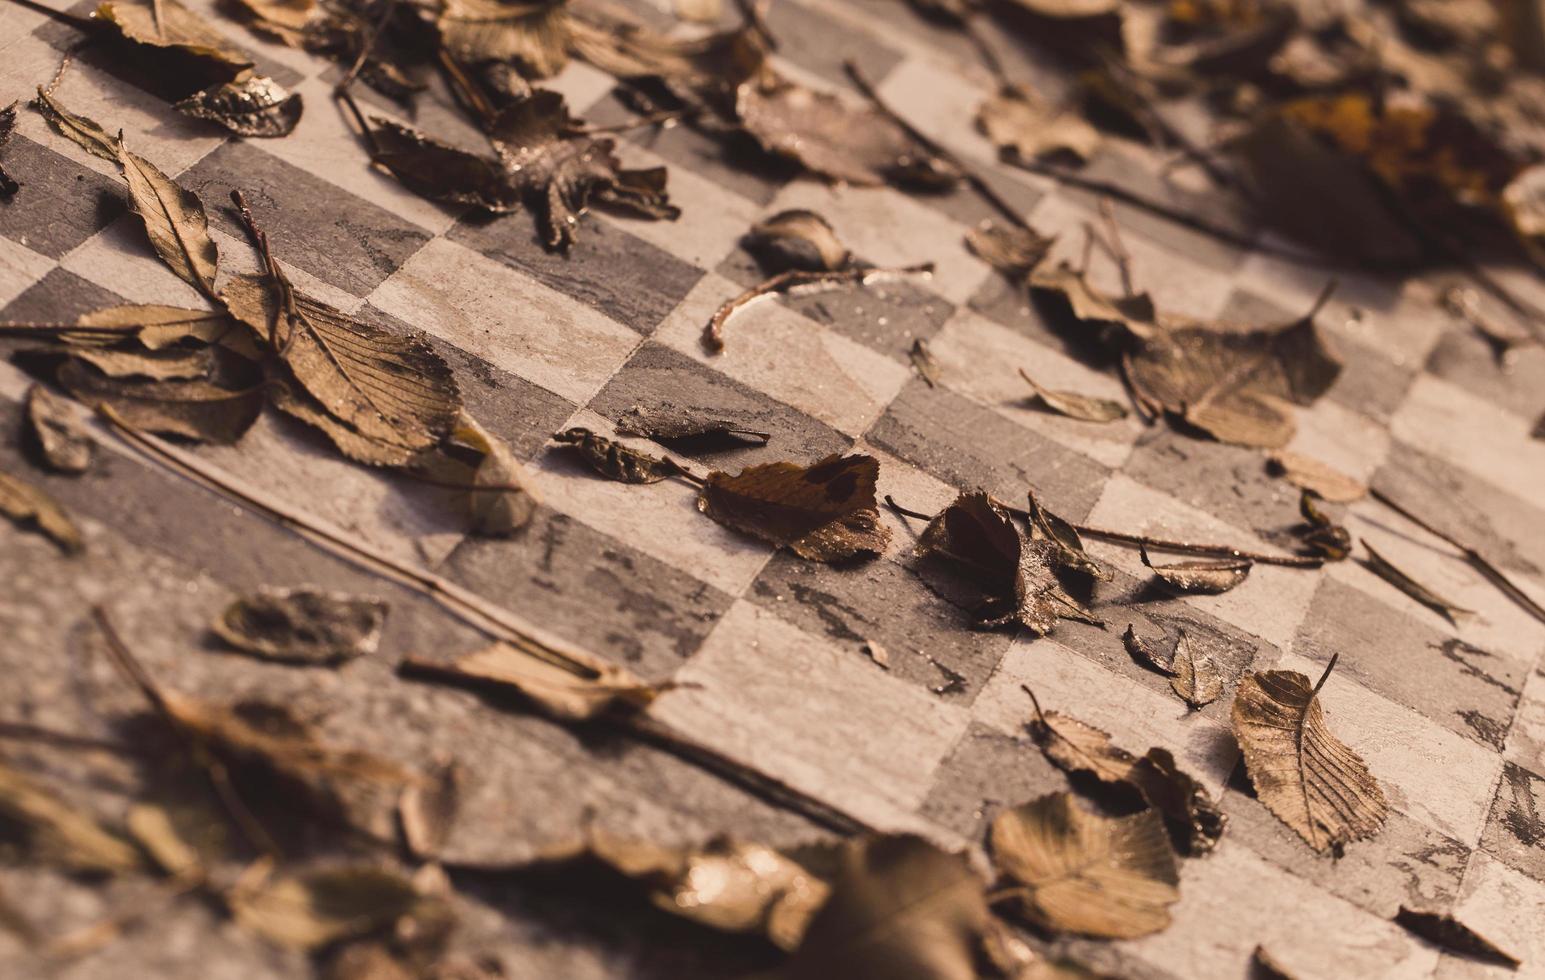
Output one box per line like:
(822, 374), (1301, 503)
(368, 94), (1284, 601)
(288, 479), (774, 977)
(1141, 545), (1252, 594)
(58, 357), (263, 445)
(1393, 906), (1521, 967)
(1231, 660), (1388, 853)
(699, 453), (891, 562)
(0, 763), (141, 873)
(26, 384), (93, 474)
(213, 588), (388, 665)
(553, 427), (681, 484)
(1168, 632), (1222, 708)
(34, 87), (118, 162)
(174, 76), (303, 138)
(0, 468), (84, 553)
(990, 793), (1180, 939)
(401, 641), (666, 721)
(116, 139), (221, 298)
(1019, 367), (1128, 422)
(774, 835), (989, 980)
(1360, 540), (1472, 624)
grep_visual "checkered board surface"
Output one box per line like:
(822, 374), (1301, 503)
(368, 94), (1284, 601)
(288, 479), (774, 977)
(2, 0), (1544, 976)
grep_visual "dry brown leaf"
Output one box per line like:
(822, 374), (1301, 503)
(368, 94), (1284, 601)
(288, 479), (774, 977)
(1019, 367), (1128, 422)
(58, 357), (263, 446)
(1231, 658), (1388, 853)
(1141, 545), (1252, 594)
(613, 403), (770, 445)
(1360, 539), (1472, 624)
(862, 638), (891, 669)
(0, 762), (141, 873)
(743, 209), (852, 272)
(438, 0), (571, 78)
(966, 220), (1055, 281)
(553, 427), (681, 484)
(990, 792), (1180, 939)
(737, 79), (959, 188)
(71, 345), (215, 381)
(367, 118), (521, 214)
(1024, 691), (1226, 853)
(916, 491), (1098, 633)
(222, 275), (460, 465)
(174, 76), (303, 138)
(1030, 261), (1159, 339)
(229, 865), (439, 952)
(979, 84), (1101, 164)
(116, 140), (222, 299)
(212, 587), (388, 665)
(26, 384), (92, 474)
(447, 412), (537, 536)
(1168, 631), (1222, 708)
(1123, 623), (1175, 675)
(0, 467), (84, 553)
(1026, 489), (1109, 581)
(698, 454), (891, 562)
(1267, 450), (1366, 502)
(773, 834), (989, 980)
(1294, 491), (1351, 560)
(65, 304), (236, 349)
(34, 87), (118, 162)
(96, 0), (254, 77)
(674, 0), (722, 22)
(1393, 906), (1521, 967)
(404, 641), (665, 721)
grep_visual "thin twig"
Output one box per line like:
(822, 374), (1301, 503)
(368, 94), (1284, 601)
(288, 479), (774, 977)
(334, 87), (382, 158)
(961, 16), (1009, 87)
(843, 60), (1032, 232)
(436, 47), (496, 129)
(704, 263), (935, 351)
(230, 190), (300, 354)
(90, 607), (279, 857)
(336, 0), (396, 94)
(1370, 487), (1545, 625)
(884, 494), (934, 522)
(573, 109), (689, 136)
(1020, 684), (1046, 725)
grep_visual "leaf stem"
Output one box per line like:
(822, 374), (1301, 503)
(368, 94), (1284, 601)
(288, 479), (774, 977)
(1020, 684), (1047, 725)
(336, 0), (395, 95)
(1311, 652), (1339, 697)
(704, 263), (934, 351)
(883, 494), (934, 522)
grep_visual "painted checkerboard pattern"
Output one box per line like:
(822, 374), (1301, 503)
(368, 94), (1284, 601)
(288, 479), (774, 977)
(1, 0), (1543, 976)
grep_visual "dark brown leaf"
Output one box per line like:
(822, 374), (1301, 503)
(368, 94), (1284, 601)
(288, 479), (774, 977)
(1024, 692), (1226, 853)
(1030, 261), (1158, 338)
(979, 83), (1101, 163)
(1026, 488), (1108, 580)
(0, 762), (141, 873)
(1267, 450), (1366, 502)
(1393, 906), (1521, 967)
(34, 87), (118, 162)
(553, 427), (681, 484)
(698, 453), (891, 562)
(773, 835), (989, 979)
(990, 792), (1180, 939)
(174, 75), (303, 138)
(737, 79), (959, 189)
(1360, 539), (1472, 624)
(916, 491), (1099, 633)
(1019, 367), (1128, 422)
(58, 356), (262, 445)
(1295, 490), (1351, 560)
(0, 101), (17, 197)
(96, 0), (254, 80)
(26, 384), (93, 474)
(70, 345), (215, 381)
(966, 220), (1054, 279)
(212, 587), (388, 665)
(1123, 623), (1175, 675)
(366, 118), (521, 213)
(909, 338), (939, 387)
(743, 209), (852, 272)
(1168, 631), (1222, 708)
(438, 0), (571, 78)
(222, 273), (461, 465)
(0, 467), (84, 553)
(1141, 545), (1252, 594)
(1232, 660), (1388, 853)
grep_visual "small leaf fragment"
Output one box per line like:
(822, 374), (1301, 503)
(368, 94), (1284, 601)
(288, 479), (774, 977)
(437, 0), (571, 77)
(910, 338), (939, 387)
(450, 411), (537, 536)
(1019, 367), (1128, 422)
(699, 454), (891, 562)
(1168, 631), (1222, 709)
(0, 468), (84, 553)
(862, 639), (890, 669)
(404, 642), (665, 721)
(1123, 623), (1176, 675)
(1030, 261), (1159, 339)
(990, 793), (1180, 939)
(743, 209), (851, 273)
(1142, 545), (1252, 594)
(1393, 906), (1521, 967)
(774, 834), (988, 979)
(1267, 450), (1366, 502)
(1294, 490), (1351, 560)
(0, 762), (141, 873)
(26, 384), (93, 474)
(613, 403), (770, 445)
(398, 760), (460, 861)
(212, 587), (388, 665)
(1360, 539), (1472, 624)
(1026, 489), (1108, 580)
(553, 427), (681, 484)
(174, 76), (303, 138)
(967, 221), (1054, 279)
(1231, 661), (1388, 853)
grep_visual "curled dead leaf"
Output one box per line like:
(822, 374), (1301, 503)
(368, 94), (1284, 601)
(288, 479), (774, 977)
(174, 75), (303, 138)
(1359, 539), (1472, 624)
(0, 468), (84, 553)
(966, 221), (1055, 279)
(1168, 631), (1222, 708)
(1393, 906), (1521, 967)
(449, 412), (538, 536)
(1030, 261), (1158, 339)
(553, 427), (682, 484)
(698, 454), (891, 562)
(1231, 658), (1388, 853)
(438, 0), (571, 78)
(58, 356), (263, 446)
(1019, 367), (1128, 422)
(1123, 623), (1175, 675)
(990, 792), (1180, 939)
(212, 587), (388, 665)
(26, 384), (93, 474)
(1293, 491), (1351, 560)
(1141, 545), (1252, 594)
(743, 209), (852, 272)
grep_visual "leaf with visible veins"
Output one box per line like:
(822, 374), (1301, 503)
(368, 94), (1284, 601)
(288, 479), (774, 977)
(699, 453), (891, 562)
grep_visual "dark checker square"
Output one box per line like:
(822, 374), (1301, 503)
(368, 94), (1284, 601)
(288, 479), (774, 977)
(0, 136), (124, 259)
